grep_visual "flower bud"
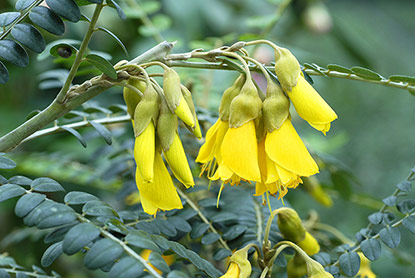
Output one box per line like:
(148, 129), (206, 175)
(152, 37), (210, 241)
(123, 79), (147, 117)
(181, 85), (202, 139)
(157, 100), (178, 152)
(228, 78), (262, 128)
(163, 67), (195, 127)
(306, 258), (333, 278)
(287, 253), (307, 278)
(219, 74), (245, 121)
(133, 84), (160, 138)
(297, 231), (320, 255)
(274, 47), (302, 92)
(263, 81), (290, 132)
(277, 207), (307, 243)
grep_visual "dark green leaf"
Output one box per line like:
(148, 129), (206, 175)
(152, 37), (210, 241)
(108, 257), (143, 278)
(379, 226), (400, 248)
(106, 218), (129, 234)
(126, 230), (160, 252)
(50, 43), (78, 58)
(41, 242), (63, 267)
(213, 248), (232, 261)
(107, 0), (126, 20)
(44, 224), (76, 244)
(388, 75), (415, 84)
(9, 176), (32, 186)
(83, 200), (118, 217)
(61, 126), (87, 147)
(25, 110), (41, 120)
(360, 238), (381, 261)
(0, 61), (9, 84)
(97, 27), (128, 57)
(83, 104), (113, 114)
(339, 252), (360, 276)
(397, 181), (412, 192)
(402, 215), (415, 234)
(223, 225), (247, 240)
(36, 203), (77, 229)
(382, 195), (397, 207)
(397, 200), (415, 214)
(89, 121), (112, 145)
(16, 0), (36, 10)
(84, 238), (123, 269)
(23, 199), (52, 227)
(15, 193), (46, 217)
(153, 219), (177, 237)
(29, 7), (65, 35)
(16, 273), (29, 278)
(167, 271), (189, 278)
(0, 269), (10, 278)
(0, 155), (16, 169)
(63, 223), (101, 255)
(211, 212), (236, 223)
(314, 252), (331, 266)
(11, 23), (45, 53)
(303, 63), (327, 76)
(39, 39), (81, 61)
(108, 104), (127, 113)
(177, 209), (197, 220)
(198, 198), (223, 208)
(0, 175), (7, 185)
(167, 216), (192, 233)
(31, 266), (45, 274)
(149, 252), (170, 273)
(0, 12), (19, 26)
(368, 212), (383, 225)
(46, 0), (81, 22)
(351, 66), (383, 81)
(31, 177), (65, 192)
(85, 54), (117, 80)
(0, 184), (26, 202)
(201, 233), (220, 245)
(0, 40), (28, 67)
(63, 110), (89, 119)
(64, 191), (98, 205)
(327, 64), (352, 74)
(190, 222), (210, 239)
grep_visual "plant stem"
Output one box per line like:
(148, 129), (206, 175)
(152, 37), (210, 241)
(56, 4), (104, 104)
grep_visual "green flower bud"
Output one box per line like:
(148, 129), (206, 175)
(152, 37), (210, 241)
(133, 84), (160, 137)
(228, 78), (262, 128)
(123, 79), (146, 118)
(274, 47), (302, 92)
(303, 176), (333, 207)
(163, 67), (195, 127)
(219, 74), (245, 121)
(157, 100), (178, 152)
(263, 81), (290, 132)
(277, 207), (306, 243)
(287, 253), (307, 278)
(181, 85), (202, 139)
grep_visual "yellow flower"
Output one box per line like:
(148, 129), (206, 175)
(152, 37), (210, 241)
(289, 73), (337, 135)
(297, 231), (320, 256)
(140, 249), (175, 274)
(265, 118), (319, 178)
(135, 151), (183, 215)
(274, 47), (337, 135)
(220, 263), (240, 278)
(356, 252), (376, 278)
(134, 121), (155, 182)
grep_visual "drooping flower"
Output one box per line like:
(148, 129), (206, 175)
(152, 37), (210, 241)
(356, 252), (376, 278)
(221, 245), (252, 278)
(274, 47), (337, 134)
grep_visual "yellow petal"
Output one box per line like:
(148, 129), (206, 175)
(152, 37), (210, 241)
(275, 163), (300, 185)
(289, 75), (337, 133)
(175, 97), (195, 127)
(254, 182), (267, 196)
(265, 182), (278, 195)
(134, 122), (155, 182)
(265, 119), (319, 177)
(297, 231), (320, 256)
(136, 153), (183, 215)
(257, 139), (268, 183)
(265, 155), (280, 184)
(164, 132), (195, 188)
(220, 263), (240, 278)
(196, 119), (221, 163)
(221, 120), (261, 182)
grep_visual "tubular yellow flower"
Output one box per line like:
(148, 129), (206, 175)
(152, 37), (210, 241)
(297, 231), (320, 256)
(134, 121), (155, 182)
(221, 120), (261, 182)
(356, 252), (376, 278)
(136, 152), (183, 215)
(164, 132), (195, 188)
(274, 47), (337, 134)
(220, 263), (240, 278)
(265, 118), (319, 177)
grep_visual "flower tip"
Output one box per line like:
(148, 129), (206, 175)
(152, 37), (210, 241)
(175, 98), (195, 127)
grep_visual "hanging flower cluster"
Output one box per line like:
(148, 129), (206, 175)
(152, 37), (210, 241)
(123, 66), (201, 215)
(196, 45), (337, 200)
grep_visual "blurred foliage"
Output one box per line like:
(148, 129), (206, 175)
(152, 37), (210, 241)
(1, 0), (415, 277)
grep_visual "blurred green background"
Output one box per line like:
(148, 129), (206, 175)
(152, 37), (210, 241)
(1, 0), (414, 277)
